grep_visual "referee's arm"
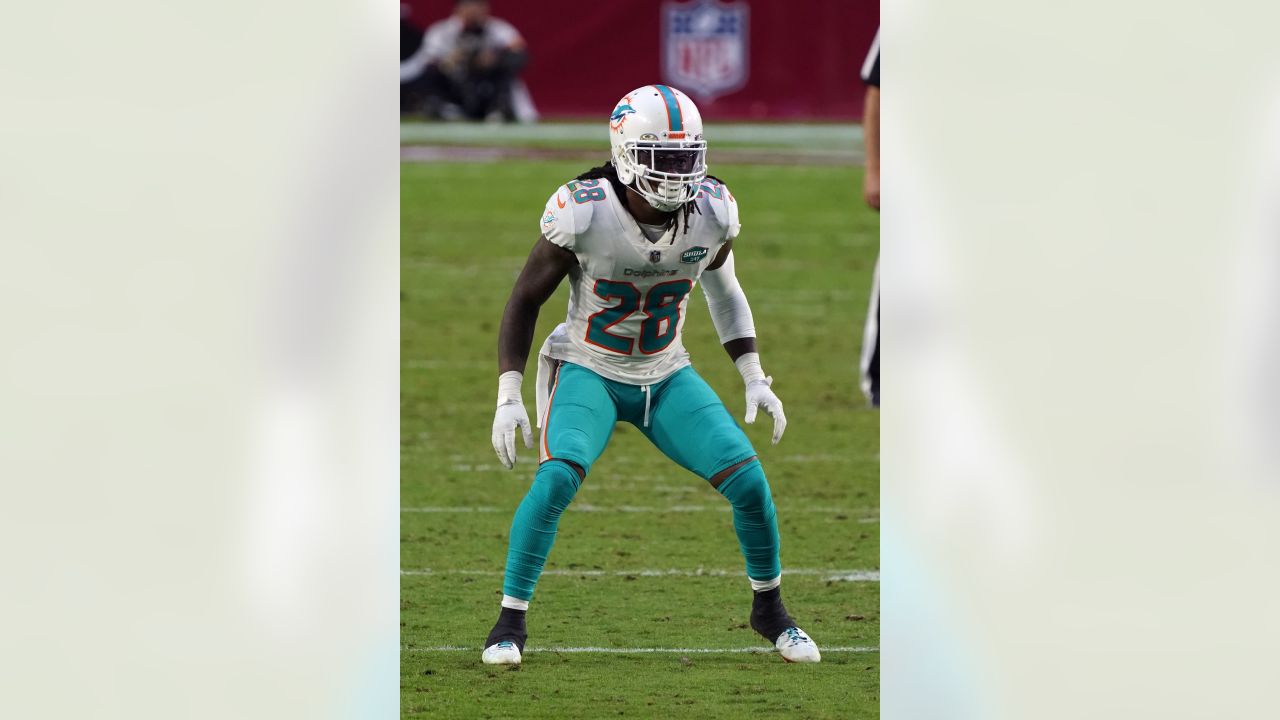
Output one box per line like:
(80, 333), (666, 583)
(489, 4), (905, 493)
(861, 30), (880, 211)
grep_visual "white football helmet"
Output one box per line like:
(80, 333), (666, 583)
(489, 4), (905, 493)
(608, 85), (708, 212)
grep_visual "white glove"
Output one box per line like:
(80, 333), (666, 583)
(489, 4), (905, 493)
(492, 371), (534, 469)
(736, 353), (787, 445)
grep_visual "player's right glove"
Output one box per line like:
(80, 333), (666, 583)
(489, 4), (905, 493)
(492, 370), (534, 469)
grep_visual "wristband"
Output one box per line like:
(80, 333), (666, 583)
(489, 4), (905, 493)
(733, 353), (766, 385)
(497, 370), (523, 406)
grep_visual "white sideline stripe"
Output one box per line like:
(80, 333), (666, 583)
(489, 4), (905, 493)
(406, 645), (878, 654)
(400, 121), (862, 147)
(401, 568), (879, 582)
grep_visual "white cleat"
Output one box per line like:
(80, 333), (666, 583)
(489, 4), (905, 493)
(481, 640), (522, 666)
(776, 626), (821, 663)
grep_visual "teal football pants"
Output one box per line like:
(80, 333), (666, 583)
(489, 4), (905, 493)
(502, 362), (782, 601)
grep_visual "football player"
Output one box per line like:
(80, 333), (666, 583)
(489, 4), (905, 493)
(484, 85), (820, 666)
(859, 28), (881, 407)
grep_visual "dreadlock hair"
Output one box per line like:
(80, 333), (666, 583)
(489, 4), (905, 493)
(575, 161), (724, 238)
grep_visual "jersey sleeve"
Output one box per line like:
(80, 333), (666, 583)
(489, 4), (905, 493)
(723, 187), (741, 240)
(701, 179), (741, 242)
(539, 186), (578, 251)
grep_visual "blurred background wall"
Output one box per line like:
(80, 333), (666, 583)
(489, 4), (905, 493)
(402, 0), (877, 120)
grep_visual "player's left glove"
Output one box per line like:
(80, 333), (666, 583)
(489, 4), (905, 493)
(736, 353), (787, 445)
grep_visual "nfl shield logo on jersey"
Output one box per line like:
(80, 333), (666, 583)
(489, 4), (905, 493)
(650, 250), (662, 263)
(661, 0), (750, 102)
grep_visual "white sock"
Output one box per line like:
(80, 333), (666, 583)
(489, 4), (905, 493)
(501, 595), (530, 611)
(750, 575), (781, 592)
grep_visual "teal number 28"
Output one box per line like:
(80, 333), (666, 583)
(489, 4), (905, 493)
(585, 279), (693, 355)
(567, 178), (606, 204)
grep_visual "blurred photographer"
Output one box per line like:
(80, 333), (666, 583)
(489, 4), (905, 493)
(400, 0), (537, 122)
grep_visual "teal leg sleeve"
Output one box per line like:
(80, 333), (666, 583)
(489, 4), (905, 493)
(502, 459), (582, 601)
(715, 459), (782, 581)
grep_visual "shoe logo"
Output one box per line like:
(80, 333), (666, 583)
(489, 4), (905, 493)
(782, 627), (809, 645)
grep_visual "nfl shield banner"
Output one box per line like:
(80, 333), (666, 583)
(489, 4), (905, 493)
(661, 0), (750, 102)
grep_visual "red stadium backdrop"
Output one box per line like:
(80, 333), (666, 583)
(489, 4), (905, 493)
(403, 0), (879, 121)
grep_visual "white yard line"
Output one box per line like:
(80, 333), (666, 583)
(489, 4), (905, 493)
(403, 505), (876, 519)
(823, 571), (881, 581)
(401, 568), (879, 581)
(405, 645), (878, 654)
(402, 506), (502, 513)
(417, 455), (872, 471)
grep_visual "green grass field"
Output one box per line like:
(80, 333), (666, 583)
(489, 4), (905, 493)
(402, 152), (880, 718)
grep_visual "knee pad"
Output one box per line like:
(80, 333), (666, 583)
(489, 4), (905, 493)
(532, 459), (582, 512)
(715, 459), (774, 511)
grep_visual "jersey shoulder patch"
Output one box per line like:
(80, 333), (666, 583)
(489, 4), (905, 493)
(539, 178), (607, 250)
(696, 177), (741, 241)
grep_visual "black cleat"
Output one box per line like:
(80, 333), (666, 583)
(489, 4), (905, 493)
(750, 587), (797, 643)
(750, 588), (821, 662)
(481, 607), (527, 665)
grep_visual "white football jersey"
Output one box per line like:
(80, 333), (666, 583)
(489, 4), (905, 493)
(537, 174), (740, 386)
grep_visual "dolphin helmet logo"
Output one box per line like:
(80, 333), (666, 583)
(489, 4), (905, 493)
(609, 100), (637, 132)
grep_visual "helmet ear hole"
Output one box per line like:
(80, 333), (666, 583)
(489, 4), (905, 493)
(613, 154), (635, 185)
